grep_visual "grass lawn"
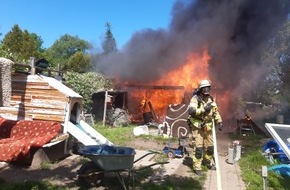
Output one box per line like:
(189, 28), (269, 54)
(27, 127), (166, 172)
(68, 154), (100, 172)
(233, 134), (290, 190)
(1, 124), (290, 189)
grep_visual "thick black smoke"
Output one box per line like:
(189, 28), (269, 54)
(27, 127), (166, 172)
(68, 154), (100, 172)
(95, 0), (290, 117)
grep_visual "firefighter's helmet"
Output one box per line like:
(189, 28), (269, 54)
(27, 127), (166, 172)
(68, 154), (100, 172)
(198, 79), (211, 95)
(198, 79), (211, 89)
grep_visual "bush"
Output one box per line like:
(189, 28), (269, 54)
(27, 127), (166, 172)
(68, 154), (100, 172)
(64, 71), (115, 112)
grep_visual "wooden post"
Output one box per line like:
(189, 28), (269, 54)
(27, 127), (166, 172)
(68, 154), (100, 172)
(55, 63), (62, 81)
(102, 91), (108, 126)
(30, 57), (36, 75)
(58, 63), (61, 77)
(148, 100), (158, 122)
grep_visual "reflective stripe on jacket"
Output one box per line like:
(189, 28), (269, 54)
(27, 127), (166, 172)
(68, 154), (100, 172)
(188, 94), (222, 130)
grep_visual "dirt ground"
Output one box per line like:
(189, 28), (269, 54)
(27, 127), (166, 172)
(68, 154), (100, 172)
(0, 126), (245, 190)
(0, 137), (196, 190)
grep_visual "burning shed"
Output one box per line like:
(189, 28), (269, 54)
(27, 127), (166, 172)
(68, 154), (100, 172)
(121, 83), (186, 124)
(90, 83), (188, 126)
(91, 90), (129, 126)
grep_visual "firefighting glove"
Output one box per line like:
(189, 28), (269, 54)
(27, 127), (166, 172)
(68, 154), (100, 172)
(188, 107), (196, 117)
(204, 103), (212, 113)
(218, 122), (224, 131)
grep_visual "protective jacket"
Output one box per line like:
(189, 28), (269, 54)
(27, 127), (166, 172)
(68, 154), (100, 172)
(188, 94), (222, 131)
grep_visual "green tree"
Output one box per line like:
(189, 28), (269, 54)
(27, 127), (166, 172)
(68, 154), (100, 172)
(22, 30), (43, 60)
(1, 24), (43, 62)
(254, 19), (290, 105)
(29, 33), (44, 53)
(1, 24), (23, 61)
(274, 20), (290, 95)
(46, 34), (91, 71)
(65, 51), (92, 73)
(102, 22), (117, 54)
(64, 71), (115, 112)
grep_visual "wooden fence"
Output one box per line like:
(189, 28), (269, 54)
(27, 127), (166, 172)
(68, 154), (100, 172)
(13, 57), (63, 79)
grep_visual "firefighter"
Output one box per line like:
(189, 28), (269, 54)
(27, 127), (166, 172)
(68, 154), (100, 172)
(188, 79), (223, 176)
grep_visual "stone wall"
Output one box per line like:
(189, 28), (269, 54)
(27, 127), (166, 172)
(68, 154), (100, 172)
(0, 58), (13, 107)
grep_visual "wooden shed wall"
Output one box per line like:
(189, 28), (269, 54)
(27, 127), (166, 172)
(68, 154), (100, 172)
(0, 73), (68, 122)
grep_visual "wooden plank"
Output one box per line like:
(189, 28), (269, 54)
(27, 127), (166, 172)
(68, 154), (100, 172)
(31, 95), (68, 101)
(12, 84), (52, 90)
(28, 109), (65, 115)
(11, 89), (66, 97)
(12, 81), (49, 86)
(0, 107), (25, 114)
(30, 99), (67, 106)
(29, 114), (65, 122)
(0, 109), (31, 119)
(9, 100), (31, 106)
(9, 101), (66, 110)
(0, 114), (32, 121)
(11, 91), (67, 98)
(0, 108), (64, 122)
(0, 107), (19, 111)
(12, 87), (64, 93)
(123, 83), (185, 90)
(10, 96), (31, 102)
(11, 95), (69, 104)
(148, 100), (158, 122)
(0, 107), (65, 122)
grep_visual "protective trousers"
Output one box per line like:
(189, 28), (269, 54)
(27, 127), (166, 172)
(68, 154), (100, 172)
(191, 127), (214, 171)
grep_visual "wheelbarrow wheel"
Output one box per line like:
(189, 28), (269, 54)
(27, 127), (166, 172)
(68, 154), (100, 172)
(167, 149), (176, 159)
(78, 161), (104, 187)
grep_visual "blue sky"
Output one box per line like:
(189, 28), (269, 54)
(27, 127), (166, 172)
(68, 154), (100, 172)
(0, 0), (176, 49)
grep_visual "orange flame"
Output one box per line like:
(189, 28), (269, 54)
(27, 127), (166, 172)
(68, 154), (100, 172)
(124, 49), (211, 123)
(157, 50), (210, 91)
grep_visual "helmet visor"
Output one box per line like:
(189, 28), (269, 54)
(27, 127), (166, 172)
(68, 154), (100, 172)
(201, 86), (211, 95)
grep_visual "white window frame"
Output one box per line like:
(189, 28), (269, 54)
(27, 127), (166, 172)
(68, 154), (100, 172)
(265, 123), (290, 160)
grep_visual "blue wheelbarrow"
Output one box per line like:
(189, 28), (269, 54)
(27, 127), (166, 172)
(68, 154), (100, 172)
(77, 144), (168, 190)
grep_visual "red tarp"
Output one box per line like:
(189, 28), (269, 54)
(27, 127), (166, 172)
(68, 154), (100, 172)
(0, 117), (62, 162)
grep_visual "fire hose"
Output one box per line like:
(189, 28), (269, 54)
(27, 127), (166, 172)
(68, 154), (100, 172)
(212, 119), (222, 190)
